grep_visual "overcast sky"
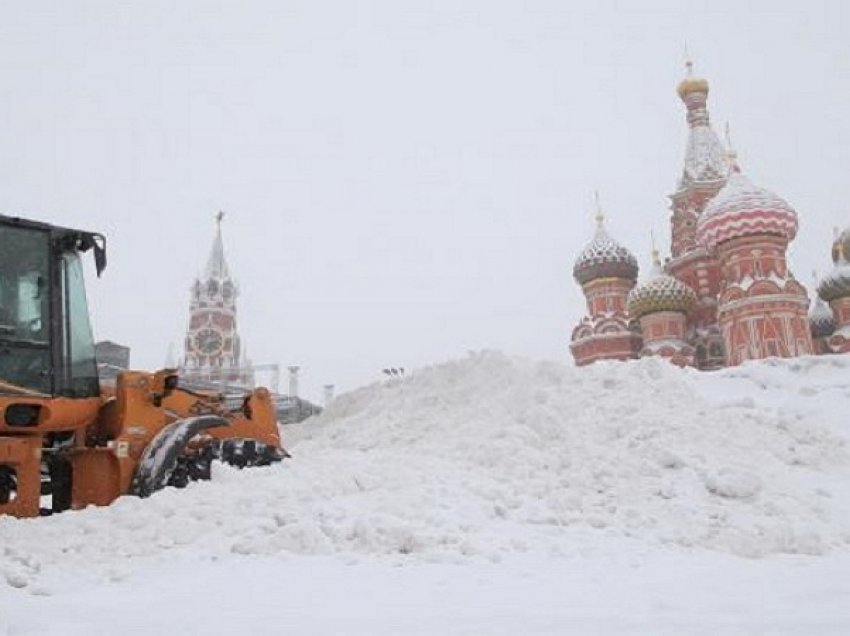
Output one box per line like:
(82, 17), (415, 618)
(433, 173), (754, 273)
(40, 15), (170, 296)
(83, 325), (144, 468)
(1, 1), (849, 400)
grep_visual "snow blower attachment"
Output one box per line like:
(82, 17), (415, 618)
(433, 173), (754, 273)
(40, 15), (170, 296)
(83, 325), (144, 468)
(0, 214), (286, 518)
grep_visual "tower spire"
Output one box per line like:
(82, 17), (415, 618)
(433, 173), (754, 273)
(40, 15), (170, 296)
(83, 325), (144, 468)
(650, 230), (661, 267)
(724, 121), (741, 174)
(205, 211), (231, 280)
(675, 58), (727, 188)
(593, 191), (605, 230)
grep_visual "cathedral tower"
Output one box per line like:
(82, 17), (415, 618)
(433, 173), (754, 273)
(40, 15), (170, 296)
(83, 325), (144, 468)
(666, 62), (727, 369)
(570, 198), (642, 365)
(696, 165), (813, 365)
(628, 245), (697, 367)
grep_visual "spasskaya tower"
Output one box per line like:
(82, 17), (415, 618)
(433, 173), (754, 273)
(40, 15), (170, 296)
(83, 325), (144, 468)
(181, 212), (252, 388)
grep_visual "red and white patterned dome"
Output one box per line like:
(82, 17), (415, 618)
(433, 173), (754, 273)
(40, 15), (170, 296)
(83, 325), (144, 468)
(696, 172), (798, 250)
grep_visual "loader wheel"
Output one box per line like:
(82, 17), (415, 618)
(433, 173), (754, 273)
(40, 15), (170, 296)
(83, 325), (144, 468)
(48, 455), (73, 513)
(168, 444), (215, 489)
(130, 415), (229, 498)
(0, 466), (17, 505)
(218, 439), (285, 468)
(166, 439), (284, 490)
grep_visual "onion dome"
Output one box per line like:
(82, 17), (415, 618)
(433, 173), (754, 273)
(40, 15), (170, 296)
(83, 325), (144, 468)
(830, 226), (850, 264)
(696, 171), (798, 250)
(809, 295), (836, 338)
(573, 202), (638, 286)
(677, 60), (709, 100)
(818, 230), (850, 302)
(628, 253), (697, 319)
(808, 270), (835, 336)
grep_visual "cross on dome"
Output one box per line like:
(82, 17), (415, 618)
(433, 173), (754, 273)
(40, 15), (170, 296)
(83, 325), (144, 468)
(684, 41), (694, 78)
(593, 190), (605, 230)
(724, 122), (741, 174)
(650, 230), (661, 269)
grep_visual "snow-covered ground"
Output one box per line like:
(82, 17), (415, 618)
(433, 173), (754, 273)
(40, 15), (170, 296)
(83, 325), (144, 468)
(2, 352), (850, 634)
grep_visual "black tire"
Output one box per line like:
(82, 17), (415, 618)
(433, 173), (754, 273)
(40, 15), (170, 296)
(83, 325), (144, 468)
(49, 455), (73, 513)
(165, 438), (284, 489)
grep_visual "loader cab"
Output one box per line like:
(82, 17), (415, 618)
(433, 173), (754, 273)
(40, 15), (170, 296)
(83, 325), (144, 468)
(0, 215), (106, 398)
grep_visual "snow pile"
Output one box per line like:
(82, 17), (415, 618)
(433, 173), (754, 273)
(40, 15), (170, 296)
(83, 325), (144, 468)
(2, 352), (850, 592)
(287, 352), (850, 558)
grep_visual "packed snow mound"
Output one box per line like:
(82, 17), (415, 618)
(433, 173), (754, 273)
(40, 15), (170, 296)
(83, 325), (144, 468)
(3, 353), (850, 592)
(293, 352), (850, 557)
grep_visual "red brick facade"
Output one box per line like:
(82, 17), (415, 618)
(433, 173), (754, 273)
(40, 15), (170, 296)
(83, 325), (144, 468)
(711, 234), (813, 365)
(570, 277), (642, 365)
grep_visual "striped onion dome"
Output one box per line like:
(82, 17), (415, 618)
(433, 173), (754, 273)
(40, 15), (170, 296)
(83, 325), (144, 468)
(573, 223), (638, 286)
(809, 294), (836, 338)
(696, 171), (798, 250)
(627, 260), (697, 320)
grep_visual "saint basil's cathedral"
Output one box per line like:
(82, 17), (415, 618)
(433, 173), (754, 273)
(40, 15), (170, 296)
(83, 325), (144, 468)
(570, 62), (850, 368)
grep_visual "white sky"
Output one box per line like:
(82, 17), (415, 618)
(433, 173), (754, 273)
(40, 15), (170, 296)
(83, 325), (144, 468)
(1, 1), (848, 400)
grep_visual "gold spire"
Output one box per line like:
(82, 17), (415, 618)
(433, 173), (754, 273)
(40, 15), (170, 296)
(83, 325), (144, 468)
(724, 121), (741, 173)
(593, 191), (605, 229)
(831, 226), (842, 263)
(724, 121), (734, 154)
(650, 230), (661, 267)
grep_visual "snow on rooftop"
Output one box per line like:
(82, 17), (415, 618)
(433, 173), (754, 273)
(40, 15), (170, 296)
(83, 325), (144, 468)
(680, 122), (728, 188)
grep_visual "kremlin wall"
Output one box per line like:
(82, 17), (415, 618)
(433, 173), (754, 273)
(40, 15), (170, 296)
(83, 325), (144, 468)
(570, 62), (850, 368)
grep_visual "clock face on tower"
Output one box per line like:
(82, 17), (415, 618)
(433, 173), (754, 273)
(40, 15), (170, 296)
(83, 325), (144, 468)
(194, 327), (224, 355)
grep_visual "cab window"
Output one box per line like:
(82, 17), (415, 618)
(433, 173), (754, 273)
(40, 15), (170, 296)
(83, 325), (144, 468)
(0, 226), (51, 393)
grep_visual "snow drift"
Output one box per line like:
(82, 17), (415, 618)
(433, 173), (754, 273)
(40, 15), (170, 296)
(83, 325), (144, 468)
(2, 352), (850, 592)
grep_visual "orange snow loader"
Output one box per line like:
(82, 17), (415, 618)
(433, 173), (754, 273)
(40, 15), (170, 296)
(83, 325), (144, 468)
(0, 214), (286, 518)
